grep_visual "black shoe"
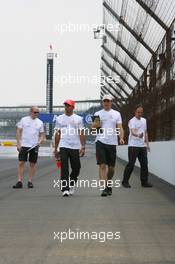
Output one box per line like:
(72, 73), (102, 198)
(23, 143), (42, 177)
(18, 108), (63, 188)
(122, 182), (131, 188)
(101, 189), (108, 197)
(13, 181), (23, 189)
(141, 182), (153, 188)
(106, 187), (112, 196)
(27, 181), (34, 188)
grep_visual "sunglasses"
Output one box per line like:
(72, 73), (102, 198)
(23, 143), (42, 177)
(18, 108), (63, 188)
(33, 111), (39, 114)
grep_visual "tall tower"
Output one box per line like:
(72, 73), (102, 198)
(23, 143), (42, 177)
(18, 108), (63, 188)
(46, 52), (54, 139)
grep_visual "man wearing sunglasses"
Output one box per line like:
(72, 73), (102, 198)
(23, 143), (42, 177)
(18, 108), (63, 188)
(13, 106), (45, 189)
(54, 99), (85, 197)
(122, 105), (152, 188)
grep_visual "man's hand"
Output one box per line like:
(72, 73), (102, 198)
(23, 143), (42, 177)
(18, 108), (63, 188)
(147, 145), (151, 152)
(91, 116), (101, 129)
(17, 143), (21, 152)
(79, 147), (85, 157)
(138, 132), (144, 138)
(54, 150), (60, 160)
(38, 141), (42, 147)
(16, 128), (22, 152)
(119, 138), (125, 145)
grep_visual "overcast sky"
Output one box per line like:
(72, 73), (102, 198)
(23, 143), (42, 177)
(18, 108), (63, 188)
(0, 0), (102, 106)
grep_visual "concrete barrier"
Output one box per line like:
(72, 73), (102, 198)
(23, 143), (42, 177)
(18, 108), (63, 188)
(117, 141), (175, 186)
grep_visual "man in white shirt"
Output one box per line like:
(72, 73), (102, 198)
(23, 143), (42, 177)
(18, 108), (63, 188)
(122, 105), (152, 188)
(54, 99), (85, 197)
(92, 94), (124, 196)
(13, 106), (45, 189)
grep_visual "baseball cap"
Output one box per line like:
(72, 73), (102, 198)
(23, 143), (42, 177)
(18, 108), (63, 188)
(64, 99), (75, 108)
(102, 94), (112, 101)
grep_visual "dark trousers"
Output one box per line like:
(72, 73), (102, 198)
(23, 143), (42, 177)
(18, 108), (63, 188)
(60, 148), (81, 192)
(123, 147), (148, 184)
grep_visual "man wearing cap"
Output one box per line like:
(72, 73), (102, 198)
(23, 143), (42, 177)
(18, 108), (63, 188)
(92, 95), (124, 196)
(54, 99), (86, 197)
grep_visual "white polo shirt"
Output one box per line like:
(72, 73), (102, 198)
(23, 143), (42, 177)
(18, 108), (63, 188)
(94, 109), (122, 145)
(54, 113), (84, 149)
(128, 117), (147, 147)
(17, 116), (44, 147)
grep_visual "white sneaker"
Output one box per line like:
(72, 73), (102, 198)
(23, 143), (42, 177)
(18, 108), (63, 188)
(69, 186), (75, 195)
(62, 190), (69, 197)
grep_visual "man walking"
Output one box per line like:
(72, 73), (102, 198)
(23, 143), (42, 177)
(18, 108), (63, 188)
(13, 106), (45, 189)
(122, 105), (152, 188)
(92, 94), (124, 196)
(54, 99), (85, 197)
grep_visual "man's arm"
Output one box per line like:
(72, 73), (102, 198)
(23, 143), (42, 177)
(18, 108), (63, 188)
(117, 123), (125, 145)
(131, 129), (143, 138)
(38, 132), (46, 145)
(144, 120), (150, 151)
(145, 131), (150, 151)
(54, 130), (61, 156)
(79, 129), (86, 157)
(16, 127), (22, 152)
(129, 119), (143, 138)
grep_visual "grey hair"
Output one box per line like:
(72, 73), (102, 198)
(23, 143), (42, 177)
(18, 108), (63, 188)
(30, 106), (39, 112)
